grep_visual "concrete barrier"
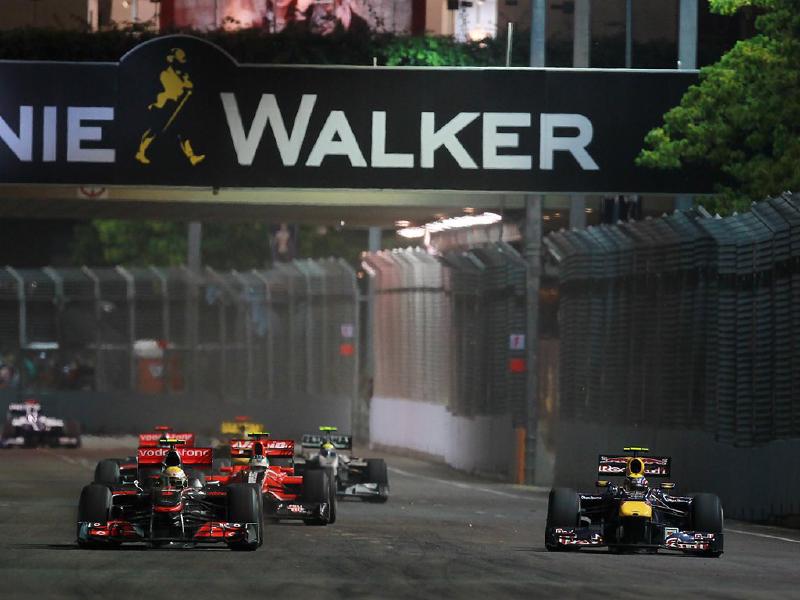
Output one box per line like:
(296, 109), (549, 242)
(552, 419), (800, 523)
(369, 396), (515, 477)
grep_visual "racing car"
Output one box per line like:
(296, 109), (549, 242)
(77, 439), (263, 550)
(213, 433), (336, 525)
(93, 425), (196, 485)
(1, 399), (80, 448)
(298, 426), (389, 503)
(544, 447), (723, 557)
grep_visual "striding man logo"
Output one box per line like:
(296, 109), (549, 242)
(135, 48), (205, 166)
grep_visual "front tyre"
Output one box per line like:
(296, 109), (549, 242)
(691, 493), (723, 558)
(545, 487), (580, 551)
(226, 484), (262, 551)
(77, 484), (114, 548)
(302, 469), (332, 526)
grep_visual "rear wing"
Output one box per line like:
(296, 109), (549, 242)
(229, 438), (295, 459)
(301, 434), (352, 450)
(221, 420), (264, 435)
(138, 432), (196, 447)
(598, 454), (671, 477)
(137, 446), (213, 466)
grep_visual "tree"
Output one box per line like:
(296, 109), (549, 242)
(637, 0), (800, 212)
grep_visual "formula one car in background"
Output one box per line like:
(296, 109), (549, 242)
(93, 425), (196, 485)
(77, 439), (262, 550)
(299, 426), (389, 503)
(1, 399), (80, 448)
(544, 447), (723, 557)
(214, 433), (335, 525)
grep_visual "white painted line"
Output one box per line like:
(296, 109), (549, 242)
(40, 448), (94, 471)
(725, 528), (800, 544)
(388, 466), (532, 500)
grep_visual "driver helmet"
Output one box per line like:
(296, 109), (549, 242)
(320, 441), (335, 458)
(164, 466), (188, 488)
(249, 454), (269, 470)
(625, 475), (649, 491)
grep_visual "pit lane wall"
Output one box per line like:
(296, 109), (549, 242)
(552, 420), (800, 523)
(363, 245), (528, 478)
(370, 396), (515, 477)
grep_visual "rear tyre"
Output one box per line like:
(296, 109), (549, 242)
(226, 484), (262, 551)
(323, 467), (337, 524)
(212, 458), (231, 472)
(64, 420), (81, 448)
(302, 469), (332, 526)
(691, 493), (723, 557)
(93, 459), (121, 485)
(545, 487), (580, 551)
(77, 484), (113, 548)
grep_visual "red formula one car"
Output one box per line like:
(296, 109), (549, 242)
(78, 440), (263, 550)
(93, 425), (197, 485)
(212, 433), (335, 526)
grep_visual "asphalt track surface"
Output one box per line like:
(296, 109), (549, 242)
(2, 446), (799, 599)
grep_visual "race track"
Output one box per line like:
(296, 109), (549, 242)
(1, 446), (799, 599)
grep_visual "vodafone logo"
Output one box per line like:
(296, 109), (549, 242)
(138, 448), (210, 458)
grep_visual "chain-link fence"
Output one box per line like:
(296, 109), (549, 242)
(364, 243), (527, 424)
(545, 193), (800, 447)
(0, 259), (358, 410)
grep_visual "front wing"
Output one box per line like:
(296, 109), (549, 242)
(338, 482), (387, 499)
(77, 520), (259, 546)
(1, 434), (80, 448)
(265, 500), (332, 521)
(548, 526), (723, 554)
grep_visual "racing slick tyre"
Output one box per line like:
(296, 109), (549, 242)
(93, 459), (121, 485)
(1, 419), (13, 442)
(77, 484), (114, 548)
(324, 467), (337, 524)
(64, 419), (81, 448)
(545, 488), (580, 552)
(212, 458), (231, 472)
(691, 493), (723, 558)
(302, 468), (332, 526)
(226, 484), (263, 551)
(365, 459), (389, 503)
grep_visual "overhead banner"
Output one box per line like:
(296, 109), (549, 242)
(0, 35), (710, 193)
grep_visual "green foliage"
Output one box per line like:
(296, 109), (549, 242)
(71, 220), (186, 266)
(637, 0), (800, 205)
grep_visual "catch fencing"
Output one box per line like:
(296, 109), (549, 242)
(364, 243), (527, 424)
(545, 193), (800, 447)
(0, 260), (358, 409)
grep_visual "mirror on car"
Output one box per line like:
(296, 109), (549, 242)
(660, 482), (676, 490)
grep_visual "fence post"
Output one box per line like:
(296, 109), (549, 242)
(232, 271), (255, 404)
(6, 267), (26, 393)
(251, 270), (275, 401)
(115, 266), (136, 390)
(42, 267), (64, 363)
(524, 194), (542, 485)
(149, 266), (170, 393)
(81, 267), (101, 391)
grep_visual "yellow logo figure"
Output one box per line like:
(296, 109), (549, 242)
(136, 48), (205, 166)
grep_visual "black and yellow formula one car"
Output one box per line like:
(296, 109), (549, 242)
(545, 447), (723, 557)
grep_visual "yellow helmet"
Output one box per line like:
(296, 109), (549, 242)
(322, 442), (334, 450)
(164, 466), (187, 487)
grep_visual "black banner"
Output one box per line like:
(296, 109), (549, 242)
(0, 35), (710, 193)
